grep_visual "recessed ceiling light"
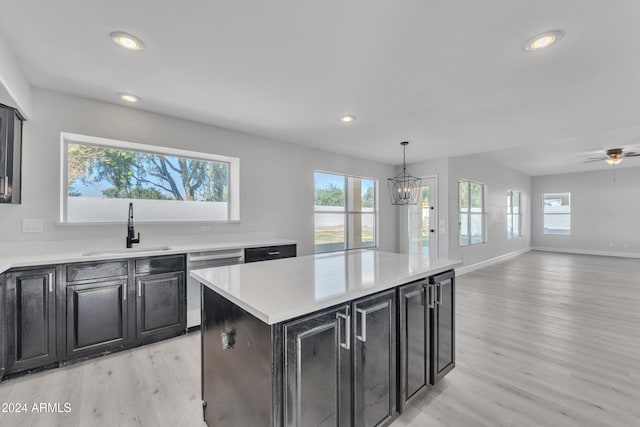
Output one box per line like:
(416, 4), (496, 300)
(119, 93), (140, 103)
(110, 31), (145, 50)
(340, 115), (356, 123)
(524, 30), (564, 51)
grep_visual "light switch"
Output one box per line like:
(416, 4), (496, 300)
(23, 218), (44, 233)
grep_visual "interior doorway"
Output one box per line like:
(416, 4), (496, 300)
(408, 176), (437, 259)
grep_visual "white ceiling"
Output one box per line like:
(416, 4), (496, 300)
(2, 1), (640, 175)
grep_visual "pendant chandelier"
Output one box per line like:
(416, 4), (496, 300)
(387, 141), (421, 205)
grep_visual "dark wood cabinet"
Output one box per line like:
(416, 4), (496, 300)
(0, 275), (6, 380)
(398, 270), (455, 411)
(352, 289), (397, 427)
(245, 244), (296, 263)
(430, 270), (455, 382)
(135, 255), (186, 343)
(398, 279), (432, 411)
(282, 289), (396, 427)
(5, 267), (57, 373)
(0, 255), (187, 377)
(66, 279), (130, 358)
(64, 260), (131, 359)
(283, 304), (352, 427)
(135, 271), (185, 343)
(0, 103), (23, 204)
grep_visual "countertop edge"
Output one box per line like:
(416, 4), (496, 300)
(0, 238), (297, 275)
(192, 256), (462, 325)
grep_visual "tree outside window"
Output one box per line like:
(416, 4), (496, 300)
(314, 172), (376, 253)
(61, 133), (239, 223)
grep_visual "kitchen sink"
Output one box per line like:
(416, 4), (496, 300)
(82, 246), (172, 256)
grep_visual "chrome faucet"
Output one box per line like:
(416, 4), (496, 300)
(126, 202), (141, 248)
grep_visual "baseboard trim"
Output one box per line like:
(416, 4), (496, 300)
(531, 246), (640, 259)
(457, 247), (531, 276)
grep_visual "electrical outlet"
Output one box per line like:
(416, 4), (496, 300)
(200, 225), (211, 232)
(23, 218), (44, 233)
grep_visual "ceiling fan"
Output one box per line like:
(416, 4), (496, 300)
(584, 148), (640, 165)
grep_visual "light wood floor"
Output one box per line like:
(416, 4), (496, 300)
(1, 251), (639, 426)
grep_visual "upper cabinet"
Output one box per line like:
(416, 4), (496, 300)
(0, 103), (23, 204)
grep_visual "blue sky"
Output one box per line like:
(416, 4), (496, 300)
(314, 172), (375, 196)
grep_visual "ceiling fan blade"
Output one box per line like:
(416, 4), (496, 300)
(583, 159), (605, 163)
(623, 152), (640, 157)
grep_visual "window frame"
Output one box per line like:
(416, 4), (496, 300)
(59, 132), (240, 224)
(542, 192), (571, 236)
(507, 190), (522, 239)
(314, 171), (378, 254)
(458, 179), (486, 246)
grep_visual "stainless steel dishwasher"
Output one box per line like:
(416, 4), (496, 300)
(186, 248), (244, 328)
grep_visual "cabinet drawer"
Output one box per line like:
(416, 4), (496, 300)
(135, 255), (185, 275)
(244, 244), (296, 263)
(66, 260), (128, 282)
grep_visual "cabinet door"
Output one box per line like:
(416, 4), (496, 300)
(431, 270), (455, 383)
(283, 304), (351, 427)
(136, 272), (185, 342)
(66, 279), (129, 358)
(0, 274), (5, 379)
(5, 268), (57, 372)
(0, 105), (22, 204)
(353, 289), (396, 427)
(398, 280), (431, 411)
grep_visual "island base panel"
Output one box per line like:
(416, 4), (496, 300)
(201, 286), (278, 426)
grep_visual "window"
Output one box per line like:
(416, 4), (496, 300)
(459, 180), (485, 245)
(60, 133), (239, 223)
(507, 190), (521, 239)
(314, 171), (376, 253)
(543, 193), (570, 235)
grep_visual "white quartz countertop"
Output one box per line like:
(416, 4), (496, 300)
(191, 250), (461, 324)
(0, 236), (296, 274)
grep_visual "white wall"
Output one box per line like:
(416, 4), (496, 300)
(0, 32), (32, 117)
(532, 167), (640, 257)
(395, 155), (531, 268)
(447, 155), (531, 268)
(0, 89), (397, 256)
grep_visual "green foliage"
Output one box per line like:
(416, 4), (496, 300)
(362, 186), (374, 208)
(68, 144), (229, 203)
(102, 187), (170, 200)
(459, 180), (482, 210)
(315, 184), (344, 206)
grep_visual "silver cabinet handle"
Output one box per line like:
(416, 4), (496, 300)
(48, 272), (53, 293)
(267, 251), (280, 256)
(336, 307), (350, 350)
(427, 284), (435, 308)
(355, 308), (367, 342)
(436, 283), (443, 305)
(138, 280), (142, 297)
(123, 282), (127, 301)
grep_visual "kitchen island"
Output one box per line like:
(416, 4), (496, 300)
(191, 250), (461, 427)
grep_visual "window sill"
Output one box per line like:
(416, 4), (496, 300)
(56, 220), (242, 226)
